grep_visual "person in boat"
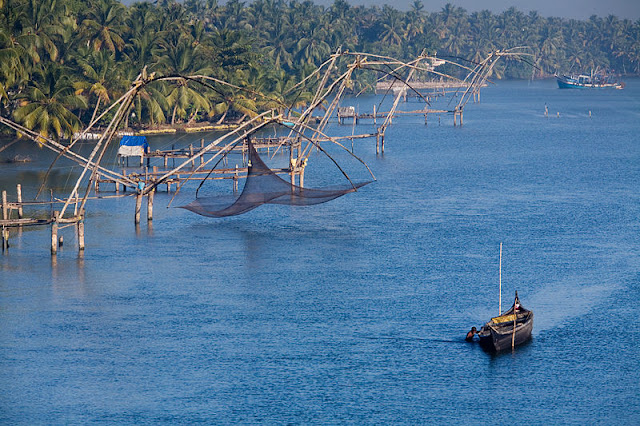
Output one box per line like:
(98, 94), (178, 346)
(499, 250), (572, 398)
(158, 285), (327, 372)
(466, 327), (478, 341)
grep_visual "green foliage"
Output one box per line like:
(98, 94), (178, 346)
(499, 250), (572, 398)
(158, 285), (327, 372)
(13, 63), (87, 140)
(0, 0), (638, 137)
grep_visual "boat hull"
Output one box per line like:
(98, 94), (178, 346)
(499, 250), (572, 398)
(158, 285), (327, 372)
(479, 312), (533, 352)
(556, 76), (623, 89)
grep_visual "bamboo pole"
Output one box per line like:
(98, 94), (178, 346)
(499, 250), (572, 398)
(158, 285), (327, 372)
(61, 75), (141, 219)
(134, 192), (142, 225)
(233, 165), (238, 193)
(16, 184), (23, 219)
(499, 242), (503, 315)
(2, 191), (8, 250)
(512, 310), (517, 349)
(1, 190), (7, 221)
(78, 214), (85, 251)
(51, 211), (59, 255)
(1, 191), (9, 251)
(147, 188), (154, 221)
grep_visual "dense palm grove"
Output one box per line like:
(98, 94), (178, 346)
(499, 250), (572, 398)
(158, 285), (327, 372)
(1, 0), (639, 140)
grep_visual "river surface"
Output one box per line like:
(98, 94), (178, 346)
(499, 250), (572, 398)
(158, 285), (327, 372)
(1, 79), (639, 424)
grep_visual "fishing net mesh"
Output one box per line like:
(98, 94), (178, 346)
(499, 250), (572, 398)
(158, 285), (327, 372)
(181, 141), (370, 217)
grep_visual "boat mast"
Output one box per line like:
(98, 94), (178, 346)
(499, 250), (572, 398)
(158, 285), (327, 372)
(499, 242), (502, 315)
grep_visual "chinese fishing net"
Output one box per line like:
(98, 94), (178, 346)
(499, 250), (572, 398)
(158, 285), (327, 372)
(180, 140), (371, 217)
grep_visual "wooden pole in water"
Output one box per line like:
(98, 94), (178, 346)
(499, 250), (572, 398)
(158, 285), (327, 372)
(51, 211), (59, 255)
(147, 188), (154, 221)
(233, 165), (238, 193)
(1, 191), (7, 251)
(16, 184), (23, 219)
(1, 225), (6, 252)
(1, 190), (7, 221)
(78, 211), (85, 251)
(134, 192), (142, 224)
(499, 242), (502, 315)
(290, 144), (295, 187)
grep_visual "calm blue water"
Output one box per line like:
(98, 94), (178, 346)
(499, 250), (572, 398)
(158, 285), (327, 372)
(1, 79), (640, 424)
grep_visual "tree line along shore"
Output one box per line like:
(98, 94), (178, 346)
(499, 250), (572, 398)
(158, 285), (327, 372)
(1, 0), (638, 141)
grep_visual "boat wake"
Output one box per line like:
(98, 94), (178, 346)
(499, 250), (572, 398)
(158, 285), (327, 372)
(526, 279), (621, 333)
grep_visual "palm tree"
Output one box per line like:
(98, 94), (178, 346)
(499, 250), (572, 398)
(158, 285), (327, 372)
(266, 14), (295, 71)
(295, 25), (331, 66)
(79, 0), (127, 54)
(13, 64), (88, 141)
(156, 33), (214, 124)
(626, 20), (640, 74)
(379, 6), (404, 49)
(72, 48), (125, 126)
(0, 26), (33, 91)
(18, 0), (70, 63)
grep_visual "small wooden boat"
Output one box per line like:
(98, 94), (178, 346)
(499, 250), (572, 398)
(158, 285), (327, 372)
(478, 291), (534, 352)
(470, 243), (534, 351)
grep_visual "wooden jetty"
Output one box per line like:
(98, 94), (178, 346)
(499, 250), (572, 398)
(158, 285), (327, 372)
(96, 165), (290, 194)
(1, 185), (85, 254)
(338, 107), (452, 125)
(376, 80), (472, 91)
(143, 136), (302, 168)
(375, 80), (476, 98)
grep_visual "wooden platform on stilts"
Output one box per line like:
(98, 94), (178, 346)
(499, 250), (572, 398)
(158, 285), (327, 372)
(1, 186), (86, 254)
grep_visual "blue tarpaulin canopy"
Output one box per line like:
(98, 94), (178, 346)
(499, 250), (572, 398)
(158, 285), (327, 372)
(118, 136), (149, 158)
(119, 136), (149, 150)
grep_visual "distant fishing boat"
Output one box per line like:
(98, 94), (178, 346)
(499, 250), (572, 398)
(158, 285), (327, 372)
(556, 72), (624, 89)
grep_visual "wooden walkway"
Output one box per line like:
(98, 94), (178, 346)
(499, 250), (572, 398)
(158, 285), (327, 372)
(1, 186), (85, 253)
(96, 165), (293, 193)
(338, 108), (453, 124)
(140, 137), (301, 168)
(375, 80), (473, 93)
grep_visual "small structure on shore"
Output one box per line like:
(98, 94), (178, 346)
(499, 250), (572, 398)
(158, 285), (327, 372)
(117, 135), (149, 166)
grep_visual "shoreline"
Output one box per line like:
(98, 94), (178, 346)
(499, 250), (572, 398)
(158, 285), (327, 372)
(73, 122), (241, 140)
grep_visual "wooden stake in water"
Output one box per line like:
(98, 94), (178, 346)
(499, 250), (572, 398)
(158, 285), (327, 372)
(499, 242), (502, 315)
(512, 310), (517, 349)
